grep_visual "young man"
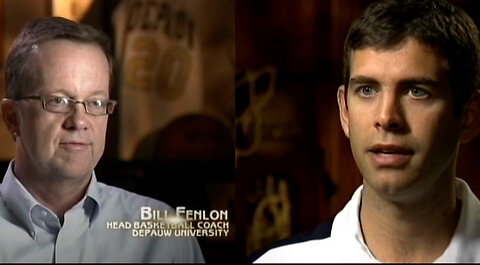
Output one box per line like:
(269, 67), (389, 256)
(255, 0), (480, 262)
(0, 17), (204, 262)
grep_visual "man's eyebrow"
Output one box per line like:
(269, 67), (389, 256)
(48, 89), (109, 98)
(349, 76), (439, 87)
(349, 76), (379, 87)
(88, 90), (110, 97)
(398, 78), (439, 87)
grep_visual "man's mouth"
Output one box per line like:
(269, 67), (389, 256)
(368, 144), (414, 167)
(59, 141), (91, 151)
(369, 144), (413, 154)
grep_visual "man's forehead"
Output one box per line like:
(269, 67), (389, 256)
(349, 39), (449, 77)
(36, 39), (100, 53)
(349, 38), (448, 69)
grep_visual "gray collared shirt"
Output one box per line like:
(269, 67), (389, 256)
(0, 161), (205, 263)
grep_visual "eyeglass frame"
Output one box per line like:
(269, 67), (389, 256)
(16, 95), (118, 116)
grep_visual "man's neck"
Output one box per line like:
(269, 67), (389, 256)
(359, 177), (461, 263)
(13, 163), (91, 223)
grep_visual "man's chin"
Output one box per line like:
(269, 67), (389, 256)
(51, 161), (94, 180)
(364, 174), (421, 201)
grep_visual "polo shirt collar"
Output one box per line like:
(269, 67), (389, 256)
(330, 178), (476, 262)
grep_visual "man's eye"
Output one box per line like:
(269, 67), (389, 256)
(88, 99), (105, 108)
(50, 97), (69, 105)
(409, 88), (429, 98)
(358, 86), (376, 97)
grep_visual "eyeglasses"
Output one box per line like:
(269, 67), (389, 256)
(17, 95), (117, 116)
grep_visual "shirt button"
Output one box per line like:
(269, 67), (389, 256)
(41, 210), (48, 216)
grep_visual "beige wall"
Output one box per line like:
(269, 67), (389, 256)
(0, 0), (49, 160)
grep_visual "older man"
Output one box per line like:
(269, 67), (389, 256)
(0, 17), (204, 262)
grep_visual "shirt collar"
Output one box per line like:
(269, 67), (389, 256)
(86, 171), (101, 223)
(331, 178), (476, 262)
(330, 185), (374, 256)
(0, 161), (39, 237)
(436, 178), (480, 262)
(0, 160), (101, 237)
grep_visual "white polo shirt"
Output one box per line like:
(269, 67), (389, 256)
(255, 178), (480, 263)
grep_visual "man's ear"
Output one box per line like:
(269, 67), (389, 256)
(337, 85), (350, 138)
(460, 91), (480, 144)
(1, 98), (20, 141)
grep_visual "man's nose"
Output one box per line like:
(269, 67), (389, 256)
(63, 102), (89, 130)
(375, 92), (405, 132)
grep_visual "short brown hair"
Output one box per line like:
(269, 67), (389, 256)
(5, 16), (114, 99)
(343, 0), (480, 114)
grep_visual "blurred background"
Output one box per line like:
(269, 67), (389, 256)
(0, 0), (235, 262)
(236, 0), (480, 261)
(1, 0), (480, 262)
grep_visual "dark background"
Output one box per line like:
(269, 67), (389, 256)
(236, 0), (480, 260)
(0, 0), (236, 263)
(1, 0), (480, 262)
